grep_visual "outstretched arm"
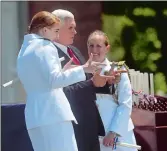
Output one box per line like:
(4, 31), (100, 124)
(35, 42), (86, 89)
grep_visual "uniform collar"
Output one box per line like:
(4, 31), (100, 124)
(24, 34), (43, 41)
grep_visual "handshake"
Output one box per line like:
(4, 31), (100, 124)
(63, 53), (127, 87)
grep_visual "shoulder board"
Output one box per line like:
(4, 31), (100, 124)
(117, 61), (125, 66)
(111, 61), (125, 66)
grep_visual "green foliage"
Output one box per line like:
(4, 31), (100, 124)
(133, 7), (156, 17)
(163, 9), (167, 16)
(154, 72), (167, 94)
(131, 28), (162, 71)
(102, 5), (167, 95)
(102, 14), (134, 61)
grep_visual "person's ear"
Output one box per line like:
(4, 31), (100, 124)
(43, 27), (48, 33)
(106, 44), (110, 53)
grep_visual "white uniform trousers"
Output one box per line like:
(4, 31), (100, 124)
(28, 121), (78, 151)
(99, 130), (137, 151)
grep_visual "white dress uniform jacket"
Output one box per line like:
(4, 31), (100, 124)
(17, 34), (86, 129)
(96, 58), (137, 151)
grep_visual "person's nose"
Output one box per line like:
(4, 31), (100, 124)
(73, 29), (77, 35)
(92, 46), (98, 53)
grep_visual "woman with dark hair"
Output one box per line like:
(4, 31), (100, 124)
(17, 11), (101, 151)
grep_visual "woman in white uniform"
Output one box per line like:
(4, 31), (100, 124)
(87, 30), (137, 151)
(17, 11), (104, 151)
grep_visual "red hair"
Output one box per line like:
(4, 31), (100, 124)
(28, 11), (60, 34)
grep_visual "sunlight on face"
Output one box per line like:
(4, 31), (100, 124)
(57, 18), (77, 46)
(87, 35), (110, 62)
(43, 23), (60, 41)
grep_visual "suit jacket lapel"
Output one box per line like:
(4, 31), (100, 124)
(53, 44), (89, 78)
(53, 44), (72, 67)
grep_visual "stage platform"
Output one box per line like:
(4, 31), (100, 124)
(1, 95), (167, 151)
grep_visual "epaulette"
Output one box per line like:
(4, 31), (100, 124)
(111, 61), (125, 67)
(111, 61), (126, 69)
(112, 60), (131, 82)
(117, 61), (125, 66)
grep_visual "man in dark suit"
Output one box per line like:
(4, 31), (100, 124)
(52, 9), (106, 151)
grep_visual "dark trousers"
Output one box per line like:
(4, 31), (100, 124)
(72, 121), (100, 151)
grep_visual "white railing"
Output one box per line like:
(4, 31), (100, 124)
(129, 69), (155, 105)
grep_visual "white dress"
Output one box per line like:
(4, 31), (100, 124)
(96, 58), (137, 151)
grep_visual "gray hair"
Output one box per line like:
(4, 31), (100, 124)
(52, 9), (74, 23)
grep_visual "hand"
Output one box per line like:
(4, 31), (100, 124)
(82, 53), (106, 73)
(108, 73), (121, 84)
(92, 69), (115, 87)
(103, 131), (117, 147)
(62, 58), (78, 71)
(92, 69), (107, 87)
(107, 69), (127, 84)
